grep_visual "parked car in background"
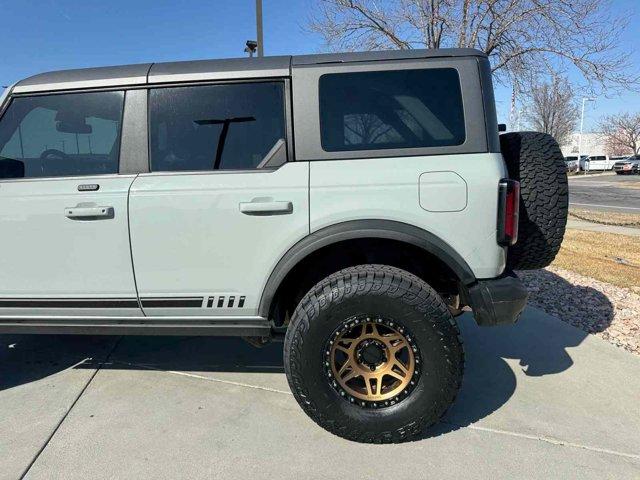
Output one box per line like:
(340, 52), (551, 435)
(611, 155), (630, 163)
(581, 154), (616, 171)
(565, 155), (582, 173)
(613, 155), (640, 174)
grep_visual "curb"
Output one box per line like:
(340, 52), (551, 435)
(568, 172), (615, 179)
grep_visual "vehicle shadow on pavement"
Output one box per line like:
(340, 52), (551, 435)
(0, 334), (118, 391)
(104, 335), (285, 374)
(0, 270), (615, 441)
(428, 270), (614, 439)
(429, 312), (585, 438)
(0, 335), (285, 393)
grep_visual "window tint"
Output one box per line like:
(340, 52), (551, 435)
(0, 91), (124, 179)
(149, 82), (286, 172)
(319, 68), (465, 152)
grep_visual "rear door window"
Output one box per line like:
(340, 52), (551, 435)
(149, 82), (287, 172)
(319, 68), (465, 152)
(0, 91), (124, 179)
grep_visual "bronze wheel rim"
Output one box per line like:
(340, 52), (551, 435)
(325, 316), (421, 408)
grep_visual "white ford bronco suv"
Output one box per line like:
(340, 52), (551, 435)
(0, 49), (567, 443)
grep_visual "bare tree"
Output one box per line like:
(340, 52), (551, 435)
(524, 77), (577, 145)
(308, 0), (637, 94)
(345, 113), (397, 145)
(603, 139), (633, 157)
(599, 113), (640, 155)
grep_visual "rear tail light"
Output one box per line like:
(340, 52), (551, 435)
(497, 179), (520, 246)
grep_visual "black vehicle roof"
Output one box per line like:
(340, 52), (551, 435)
(12, 48), (486, 94)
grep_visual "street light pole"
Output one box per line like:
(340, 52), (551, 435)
(256, 0), (264, 57)
(515, 108), (524, 131)
(578, 97), (595, 174)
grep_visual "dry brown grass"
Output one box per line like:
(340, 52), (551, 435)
(618, 181), (640, 190)
(552, 229), (640, 292)
(569, 208), (640, 227)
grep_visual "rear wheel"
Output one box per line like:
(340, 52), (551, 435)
(284, 264), (464, 443)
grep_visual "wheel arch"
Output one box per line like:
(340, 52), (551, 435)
(258, 219), (476, 320)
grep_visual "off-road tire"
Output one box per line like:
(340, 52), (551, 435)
(500, 132), (568, 270)
(283, 264), (464, 443)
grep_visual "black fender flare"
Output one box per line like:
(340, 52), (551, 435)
(258, 219), (476, 318)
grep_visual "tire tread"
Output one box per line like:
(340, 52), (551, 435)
(500, 132), (568, 270)
(284, 264), (464, 444)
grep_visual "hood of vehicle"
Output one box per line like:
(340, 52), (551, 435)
(614, 155), (640, 165)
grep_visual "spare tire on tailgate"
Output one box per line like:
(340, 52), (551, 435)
(500, 132), (568, 270)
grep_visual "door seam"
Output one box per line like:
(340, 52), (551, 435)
(126, 174), (145, 315)
(307, 161), (311, 234)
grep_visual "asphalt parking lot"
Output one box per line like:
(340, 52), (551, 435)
(569, 172), (640, 213)
(2, 308), (639, 479)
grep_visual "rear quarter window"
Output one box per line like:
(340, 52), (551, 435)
(319, 68), (465, 152)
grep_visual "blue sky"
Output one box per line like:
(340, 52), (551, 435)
(1, 0), (638, 131)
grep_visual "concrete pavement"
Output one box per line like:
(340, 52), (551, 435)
(567, 217), (640, 236)
(1, 308), (639, 479)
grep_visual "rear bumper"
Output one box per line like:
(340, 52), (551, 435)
(465, 272), (529, 326)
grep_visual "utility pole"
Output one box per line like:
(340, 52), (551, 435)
(245, 1), (263, 57)
(515, 108), (524, 131)
(578, 97), (595, 174)
(256, 0), (264, 57)
(509, 89), (517, 131)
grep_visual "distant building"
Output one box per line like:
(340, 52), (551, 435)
(560, 132), (606, 157)
(560, 132), (635, 157)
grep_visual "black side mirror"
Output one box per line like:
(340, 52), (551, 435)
(498, 123), (507, 132)
(0, 158), (25, 179)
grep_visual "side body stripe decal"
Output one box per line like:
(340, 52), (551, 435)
(0, 298), (139, 308)
(0, 296), (248, 309)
